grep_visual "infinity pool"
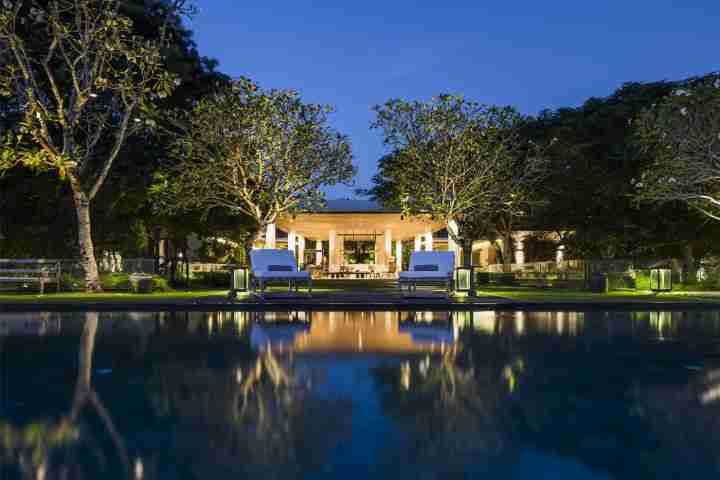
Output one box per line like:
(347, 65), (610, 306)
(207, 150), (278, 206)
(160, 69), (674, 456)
(2, 310), (720, 479)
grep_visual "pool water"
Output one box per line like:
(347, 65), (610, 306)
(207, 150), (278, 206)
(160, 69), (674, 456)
(2, 310), (720, 479)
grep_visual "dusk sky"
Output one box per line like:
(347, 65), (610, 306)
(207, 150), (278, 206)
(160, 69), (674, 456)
(190, 0), (719, 198)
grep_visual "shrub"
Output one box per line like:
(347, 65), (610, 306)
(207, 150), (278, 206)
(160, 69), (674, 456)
(60, 273), (84, 291)
(493, 273), (518, 286)
(100, 273), (172, 292)
(605, 273), (636, 290)
(475, 272), (491, 285)
(190, 271), (230, 288)
(634, 271), (651, 290)
(152, 276), (171, 292)
(100, 273), (132, 291)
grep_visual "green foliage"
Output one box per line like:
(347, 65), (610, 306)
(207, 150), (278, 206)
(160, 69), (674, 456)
(60, 273), (84, 291)
(0, 0), (228, 266)
(100, 273), (132, 290)
(163, 78), (355, 235)
(528, 77), (720, 260)
(93, 272), (171, 291)
(634, 74), (720, 221)
(0, 0), (178, 182)
(0, 0), (185, 291)
(190, 271), (229, 288)
(370, 95), (551, 267)
(151, 275), (171, 292)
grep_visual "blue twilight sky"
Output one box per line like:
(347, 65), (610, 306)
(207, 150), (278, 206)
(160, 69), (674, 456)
(189, 0), (719, 198)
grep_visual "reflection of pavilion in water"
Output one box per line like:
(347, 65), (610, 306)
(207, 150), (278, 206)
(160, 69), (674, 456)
(4, 310), (720, 344)
(251, 311), (456, 354)
(454, 311), (585, 337)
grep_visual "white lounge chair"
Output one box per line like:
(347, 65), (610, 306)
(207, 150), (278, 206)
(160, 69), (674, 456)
(250, 249), (312, 296)
(398, 251), (455, 296)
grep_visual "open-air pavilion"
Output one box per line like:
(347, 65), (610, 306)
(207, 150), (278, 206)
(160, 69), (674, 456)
(257, 200), (563, 279)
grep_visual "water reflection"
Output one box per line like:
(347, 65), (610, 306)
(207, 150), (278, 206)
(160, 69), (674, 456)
(3, 310), (720, 478)
(0, 313), (129, 479)
(251, 311), (454, 354)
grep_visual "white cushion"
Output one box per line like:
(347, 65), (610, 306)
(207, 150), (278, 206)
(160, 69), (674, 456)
(401, 251), (455, 276)
(399, 271), (451, 279)
(250, 249), (300, 275)
(254, 271), (310, 279)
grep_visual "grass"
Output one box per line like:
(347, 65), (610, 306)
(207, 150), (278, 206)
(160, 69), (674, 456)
(2, 281), (720, 305)
(0, 289), (227, 303)
(474, 286), (720, 304)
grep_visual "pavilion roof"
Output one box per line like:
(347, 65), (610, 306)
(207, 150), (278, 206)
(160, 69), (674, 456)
(319, 199), (399, 213)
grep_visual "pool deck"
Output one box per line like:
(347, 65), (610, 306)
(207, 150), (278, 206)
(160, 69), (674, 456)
(3, 290), (720, 312)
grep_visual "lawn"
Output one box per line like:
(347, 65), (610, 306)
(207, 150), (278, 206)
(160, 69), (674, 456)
(0, 289), (227, 304)
(474, 286), (720, 304)
(1, 281), (720, 305)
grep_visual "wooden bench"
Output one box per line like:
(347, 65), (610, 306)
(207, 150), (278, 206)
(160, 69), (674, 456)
(0, 259), (61, 294)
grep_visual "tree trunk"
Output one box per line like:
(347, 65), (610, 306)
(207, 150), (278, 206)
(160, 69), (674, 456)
(684, 243), (697, 284)
(502, 231), (514, 273)
(244, 226), (264, 267)
(69, 312), (130, 472)
(461, 238), (473, 268)
(71, 189), (102, 292)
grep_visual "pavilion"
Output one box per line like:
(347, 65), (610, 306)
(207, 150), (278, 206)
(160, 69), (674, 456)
(257, 200), (561, 278)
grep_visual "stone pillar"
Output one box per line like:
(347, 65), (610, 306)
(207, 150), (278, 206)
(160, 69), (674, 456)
(316, 242), (323, 266)
(385, 229), (392, 269)
(265, 223), (277, 249)
(328, 230), (337, 271)
(556, 245), (565, 264)
(414, 234), (422, 252)
(514, 237), (525, 266)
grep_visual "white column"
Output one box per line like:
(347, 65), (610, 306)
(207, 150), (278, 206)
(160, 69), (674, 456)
(298, 235), (305, 267)
(514, 237), (525, 266)
(414, 234), (422, 251)
(395, 238), (403, 272)
(375, 235), (384, 266)
(425, 229), (433, 251)
(555, 245), (565, 264)
(385, 229), (392, 270)
(287, 231), (296, 252)
(265, 223), (276, 249)
(447, 220), (459, 263)
(316, 241), (323, 266)
(329, 230), (337, 271)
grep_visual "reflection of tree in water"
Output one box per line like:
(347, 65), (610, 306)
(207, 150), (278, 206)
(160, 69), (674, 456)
(502, 324), (720, 479)
(0, 312), (131, 480)
(634, 366), (720, 477)
(374, 345), (518, 475)
(149, 348), (353, 479)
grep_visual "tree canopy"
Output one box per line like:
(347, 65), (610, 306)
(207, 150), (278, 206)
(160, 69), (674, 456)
(633, 74), (720, 220)
(159, 78), (355, 253)
(0, 0), (180, 290)
(370, 95), (550, 266)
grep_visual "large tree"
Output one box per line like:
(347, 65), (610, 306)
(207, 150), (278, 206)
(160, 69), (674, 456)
(634, 74), (720, 220)
(370, 95), (549, 268)
(528, 77), (720, 280)
(0, 0), (179, 291)
(161, 78), (355, 258)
